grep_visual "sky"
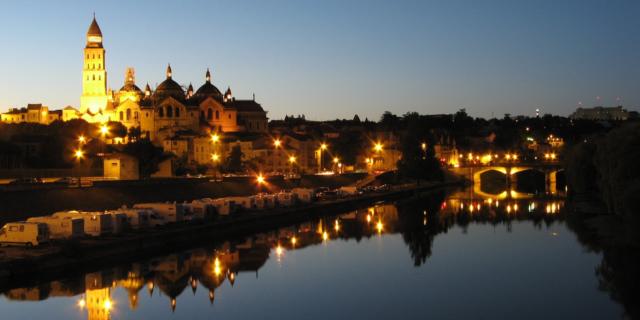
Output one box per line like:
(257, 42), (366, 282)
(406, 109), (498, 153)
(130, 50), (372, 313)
(0, 0), (638, 120)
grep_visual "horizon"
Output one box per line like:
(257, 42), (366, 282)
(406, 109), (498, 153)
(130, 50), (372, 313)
(0, 0), (638, 120)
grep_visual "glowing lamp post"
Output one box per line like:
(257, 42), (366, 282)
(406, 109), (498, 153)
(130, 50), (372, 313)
(318, 143), (328, 173)
(273, 138), (281, 174)
(74, 148), (84, 187)
(288, 155), (296, 176)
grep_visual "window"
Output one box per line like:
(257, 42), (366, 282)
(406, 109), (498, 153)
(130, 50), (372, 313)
(166, 106), (173, 118)
(216, 110), (220, 120)
(175, 107), (180, 117)
(134, 111), (139, 120)
(207, 108), (213, 120)
(158, 108), (164, 117)
(119, 111), (124, 121)
(146, 112), (149, 118)
(92, 75), (95, 80)
(200, 111), (205, 119)
(126, 109), (131, 120)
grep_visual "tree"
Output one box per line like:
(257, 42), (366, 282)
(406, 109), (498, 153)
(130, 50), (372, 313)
(396, 113), (443, 183)
(222, 145), (244, 173)
(122, 138), (167, 177)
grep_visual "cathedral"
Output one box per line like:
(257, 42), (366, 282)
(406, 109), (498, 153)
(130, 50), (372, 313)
(78, 16), (268, 142)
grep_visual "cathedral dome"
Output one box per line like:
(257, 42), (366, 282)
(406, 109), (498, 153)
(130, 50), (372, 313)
(154, 64), (185, 100)
(195, 69), (223, 100)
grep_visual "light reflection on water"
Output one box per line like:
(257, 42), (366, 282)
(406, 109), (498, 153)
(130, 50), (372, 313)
(0, 188), (626, 319)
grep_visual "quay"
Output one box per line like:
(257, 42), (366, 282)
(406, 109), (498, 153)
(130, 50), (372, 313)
(0, 181), (459, 288)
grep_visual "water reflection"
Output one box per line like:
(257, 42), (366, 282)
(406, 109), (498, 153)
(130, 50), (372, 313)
(0, 188), (633, 319)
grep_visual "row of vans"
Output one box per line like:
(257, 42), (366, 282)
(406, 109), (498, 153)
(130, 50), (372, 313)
(0, 188), (317, 247)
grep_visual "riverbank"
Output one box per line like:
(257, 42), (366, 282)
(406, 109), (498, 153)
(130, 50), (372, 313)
(568, 196), (640, 248)
(0, 173), (367, 224)
(0, 181), (460, 288)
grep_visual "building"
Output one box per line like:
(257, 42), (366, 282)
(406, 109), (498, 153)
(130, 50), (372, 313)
(103, 153), (140, 180)
(80, 16), (109, 120)
(570, 106), (630, 121)
(0, 104), (59, 124)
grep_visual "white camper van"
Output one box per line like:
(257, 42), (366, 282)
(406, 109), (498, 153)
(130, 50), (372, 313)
(189, 200), (217, 220)
(26, 216), (84, 239)
(0, 222), (49, 246)
(292, 188), (314, 204)
(203, 198), (232, 216)
(276, 192), (295, 207)
(133, 203), (185, 223)
(52, 211), (112, 237)
(224, 196), (256, 211)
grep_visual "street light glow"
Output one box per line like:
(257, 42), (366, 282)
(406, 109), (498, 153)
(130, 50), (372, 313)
(100, 124), (109, 136)
(320, 143), (327, 150)
(211, 153), (220, 162)
(273, 139), (281, 148)
(78, 135), (86, 143)
(288, 155), (296, 163)
(374, 142), (383, 153)
(211, 133), (219, 143)
(74, 149), (84, 160)
(256, 174), (266, 184)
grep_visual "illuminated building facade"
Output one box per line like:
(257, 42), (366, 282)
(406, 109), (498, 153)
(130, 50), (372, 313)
(80, 16), (109, 121)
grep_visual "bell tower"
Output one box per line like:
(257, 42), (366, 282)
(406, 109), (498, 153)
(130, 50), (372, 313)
(80, 15), (108, 115)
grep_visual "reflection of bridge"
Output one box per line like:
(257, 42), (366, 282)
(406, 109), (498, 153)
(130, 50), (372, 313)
(450, 163), (563, 197)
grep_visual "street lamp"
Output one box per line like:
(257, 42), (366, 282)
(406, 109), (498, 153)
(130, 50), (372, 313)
(211, 133), (219, 143)
(272, 138), (282, 174)
(74, 149), (84, 187)
(333, 157), (339, 174)
(78, 135), (86, 144)
(318, 143), (328, 173)
(288, 155), (296, 176)
(374, 142), (383, 153)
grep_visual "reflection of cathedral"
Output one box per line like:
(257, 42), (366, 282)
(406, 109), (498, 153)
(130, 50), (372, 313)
(77, 17), (268, 141)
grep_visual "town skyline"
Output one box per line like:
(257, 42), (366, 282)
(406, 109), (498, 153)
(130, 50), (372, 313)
(1, 0), (639, 120)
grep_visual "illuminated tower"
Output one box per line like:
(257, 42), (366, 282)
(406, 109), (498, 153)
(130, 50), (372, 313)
(80, 15), (108, 115)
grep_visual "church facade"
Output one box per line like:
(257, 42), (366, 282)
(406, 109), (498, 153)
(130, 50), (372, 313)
(78, 17), (268, 142)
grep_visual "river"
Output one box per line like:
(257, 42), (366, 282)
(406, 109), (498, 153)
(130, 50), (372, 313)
(0, 187), (633, 319)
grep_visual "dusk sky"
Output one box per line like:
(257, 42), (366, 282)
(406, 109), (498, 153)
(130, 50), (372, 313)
(0, 0), (638, 120)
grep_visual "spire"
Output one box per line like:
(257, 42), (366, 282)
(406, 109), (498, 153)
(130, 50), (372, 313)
(87, 15), (103, 37)
(145, 83), (151, 97)
(166, 64), (172, 79)
(205, 68), (211, 82)
(187, 83), (194, 98)
(224, 87), (233, 102)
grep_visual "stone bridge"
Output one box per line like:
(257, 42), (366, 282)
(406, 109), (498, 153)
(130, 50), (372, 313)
(450, 163), (564, 197)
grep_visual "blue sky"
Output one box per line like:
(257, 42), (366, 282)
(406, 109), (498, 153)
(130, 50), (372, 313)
(0, 0), (638, 119)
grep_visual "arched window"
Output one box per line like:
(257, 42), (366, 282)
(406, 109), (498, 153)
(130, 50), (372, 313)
(200, 111), (205, 119)
(166, 106), (173, 118)
(92, 75), (95, 80)
(119, 111), (124, 121)
(207, 108), (213, 120)
(216, 110), (220, 120)
(134, 112), (139, 120)
(145, 112), (149, 118)
(98, 75), (101, 80)
(126, 109), (131, 121)
(175, 107), (180, 117)
(157, 108), (164, 117)
(98, 64), (101, 69)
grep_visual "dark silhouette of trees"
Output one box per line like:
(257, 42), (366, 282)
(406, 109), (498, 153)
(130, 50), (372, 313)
(396, 113), (443, 182)
(122, 138), (167, 178)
